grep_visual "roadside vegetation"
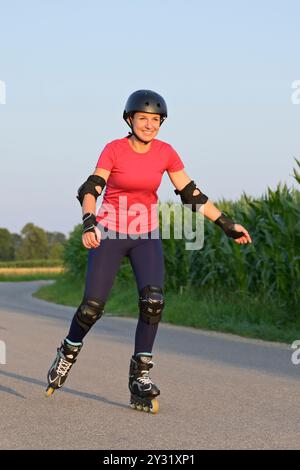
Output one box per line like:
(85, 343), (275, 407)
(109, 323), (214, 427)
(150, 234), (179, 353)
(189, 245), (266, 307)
(4, 160), (300, 343)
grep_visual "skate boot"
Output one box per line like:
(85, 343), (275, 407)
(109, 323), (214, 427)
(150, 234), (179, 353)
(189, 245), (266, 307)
(45, 339), (82, 397)
(129, 354), (160, 414)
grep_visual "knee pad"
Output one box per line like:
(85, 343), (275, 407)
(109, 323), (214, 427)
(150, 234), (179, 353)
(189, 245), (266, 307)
(139, 285), (165, 325)
(75, 297), (105, 332)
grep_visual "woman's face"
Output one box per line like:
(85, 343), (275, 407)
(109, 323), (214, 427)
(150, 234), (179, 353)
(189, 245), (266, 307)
(130, 112), (161, 142)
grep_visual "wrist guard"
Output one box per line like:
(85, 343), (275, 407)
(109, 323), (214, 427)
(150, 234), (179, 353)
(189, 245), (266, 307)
(174, 180), (208, 212)
(82, 213), (97, 234)
(214, 213), (243, 239)
(77, 175), (106, 206)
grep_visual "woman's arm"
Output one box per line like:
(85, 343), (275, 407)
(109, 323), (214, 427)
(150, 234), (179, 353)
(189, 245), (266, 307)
(167, 169), (221, 221)
(168, 169), (252, 244)
(81, 168), (111, 249)
(82, 168), (110, 215)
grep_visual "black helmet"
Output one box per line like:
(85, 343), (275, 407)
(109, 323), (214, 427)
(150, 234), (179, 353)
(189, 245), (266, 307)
(123, 90), (168, 126)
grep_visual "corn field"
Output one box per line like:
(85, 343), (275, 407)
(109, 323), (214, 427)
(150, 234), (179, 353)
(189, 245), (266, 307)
(0, 259), (63, 268)
(162, 160), (300, 314)
(0, 267), (64, 275)
(64, 161), (300, 318)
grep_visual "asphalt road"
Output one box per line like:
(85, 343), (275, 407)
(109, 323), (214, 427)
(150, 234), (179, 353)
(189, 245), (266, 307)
(0, 281), (299, 450)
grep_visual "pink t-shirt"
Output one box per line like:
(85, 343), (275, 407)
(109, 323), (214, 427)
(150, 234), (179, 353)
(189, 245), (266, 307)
(95, 137), (184, 234)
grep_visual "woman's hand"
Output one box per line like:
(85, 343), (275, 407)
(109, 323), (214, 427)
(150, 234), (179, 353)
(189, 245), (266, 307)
(82, 226), (101, 249)
(233, 224), (252, 244)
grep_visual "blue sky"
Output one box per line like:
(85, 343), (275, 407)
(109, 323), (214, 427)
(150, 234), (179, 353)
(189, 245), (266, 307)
(0, 0), (299, 235)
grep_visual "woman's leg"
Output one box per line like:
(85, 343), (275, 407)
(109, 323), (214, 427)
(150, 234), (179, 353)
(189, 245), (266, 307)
(66, 233), (127, 343)
(128, 235), (165, 356)
(46, 230), (132, 394)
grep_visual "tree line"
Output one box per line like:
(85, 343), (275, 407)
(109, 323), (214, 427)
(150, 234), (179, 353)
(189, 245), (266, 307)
(0, 223), (66, 261)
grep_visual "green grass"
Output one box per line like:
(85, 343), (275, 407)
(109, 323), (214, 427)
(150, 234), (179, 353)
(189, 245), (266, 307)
(0, 273), (62, 282)
(33, 275), (85, 305)
(33, 274), (299, 344)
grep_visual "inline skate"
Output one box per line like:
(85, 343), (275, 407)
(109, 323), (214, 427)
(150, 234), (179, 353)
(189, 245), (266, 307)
(45, 339), (82, 397)
(129, 354), (160, 414)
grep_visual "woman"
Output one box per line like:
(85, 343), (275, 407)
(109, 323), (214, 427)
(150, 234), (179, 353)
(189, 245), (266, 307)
(46, 90), (252, 413)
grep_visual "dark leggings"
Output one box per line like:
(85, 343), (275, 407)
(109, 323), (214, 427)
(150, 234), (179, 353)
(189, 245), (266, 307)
(67, 226), (164, 356)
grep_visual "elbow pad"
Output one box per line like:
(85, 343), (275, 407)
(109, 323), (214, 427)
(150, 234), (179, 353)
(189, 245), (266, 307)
(174, 180), (208, 212)
(77, 175), (106, 206)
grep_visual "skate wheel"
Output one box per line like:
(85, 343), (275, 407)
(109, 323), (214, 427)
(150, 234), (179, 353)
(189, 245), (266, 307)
(130, 403), (136, 409)
(143, 405), (150, 413)
(45, 386), (55, 397)
(136, 404), (143, 411)
(150, 398), (159, 414)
